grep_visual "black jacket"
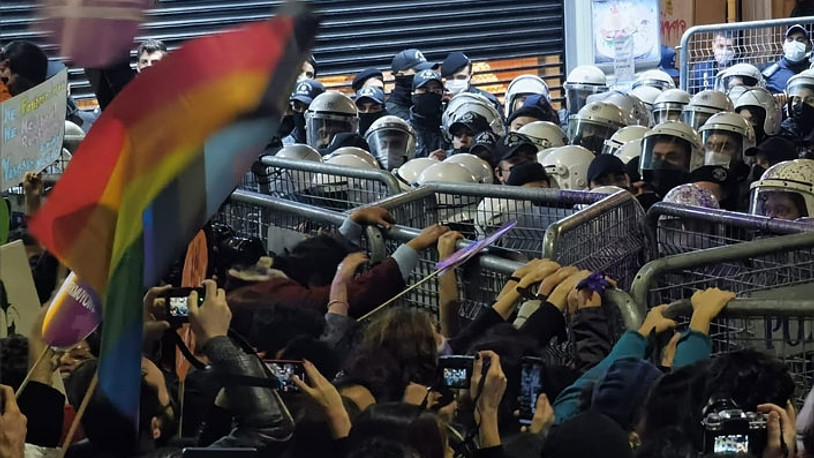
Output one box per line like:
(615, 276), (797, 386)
(409, 109), (449, 158)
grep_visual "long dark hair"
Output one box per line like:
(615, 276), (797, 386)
(350, 402), (446, 458)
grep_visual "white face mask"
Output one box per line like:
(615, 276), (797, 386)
(714, 48), (736, 66)
(784, 40), (808, 63)
(705, 150), (731, 168)
(446, 79), (469, 95)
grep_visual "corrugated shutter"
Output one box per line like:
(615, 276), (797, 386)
(1, 0), (565, 102)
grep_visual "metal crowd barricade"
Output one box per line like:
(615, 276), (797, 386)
(663, 299), (814, 404)
(646, 202), (813, 258)
(241, 156), (404, 211)
(216, 189), (642, 343)
(679, 17), (814, 94)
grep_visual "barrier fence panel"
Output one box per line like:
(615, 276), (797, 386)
(664, 299), (814, 404)
(630, 231), (814, 312)
(646, 202), (813, 258)
(544, 190), (649, 291)
(241, 156), (404, 211)
(679, 17), (814, 94)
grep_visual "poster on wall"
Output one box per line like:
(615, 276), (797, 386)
(660, 0), (693, 51)
(592, 0), (662, 69)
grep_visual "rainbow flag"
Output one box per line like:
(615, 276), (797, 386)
(30, 8), (318, 426)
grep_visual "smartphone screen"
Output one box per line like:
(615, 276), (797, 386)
(164, 287), (205, 324)
(518, 358), (544, 425)
(438, 355), (475, 389)
(264, 360), (306, 393)
(168, 296), (189, 318)
(714, 434), (749, 453)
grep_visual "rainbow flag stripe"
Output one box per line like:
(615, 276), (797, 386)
(31, 9), (318, 424)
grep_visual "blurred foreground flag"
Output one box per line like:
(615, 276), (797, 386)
(30, 6), (319, 429)
(40, 0), (152, 68)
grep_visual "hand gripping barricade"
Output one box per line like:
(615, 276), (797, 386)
(679, 18), (814, 94)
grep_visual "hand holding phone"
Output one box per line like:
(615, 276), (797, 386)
(264, 360), (307, 393)
(438, 355), (475, 389)
(164, 287), (205, 324)
(518, 356), (544, 425)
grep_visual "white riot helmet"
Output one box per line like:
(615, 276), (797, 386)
(631, 86), (663, 110)
(653, 89), (691, 124)
(537, 147), (556, 164)
(415, 162), (477, 185)
(714, 63), (765, 93)
(442, 92), (504, 141)
(63, 120), (85, 154)
(276, 143), (323, 162)
(699, 112), (756, 169)
(324, 146), (380, 169)
(680, 90), (733, 131)
(567, 102), (627, 155)
(416, 162), (480, 222)
(518, 121), (568, 150)
(364, 115), (416, 170)
(591, 91), (653, 127)
(393, 157), (439, 189)
(632, 69), (677, 91)
(540, 145), (595, 190)
(734, 87), (782, 138)
(564, 65), (608, 115)
(613, 140), (643, 165)
(640, 121), (704, 196)
(444, 153), (493, 184)
(312, 153), (378, 190)
(505, 74), (550, 118)
(749, 159), (814, 220)
(601, 125), (650, 156)
(305, 92), (359, 151)
(663, 183), (720, 209)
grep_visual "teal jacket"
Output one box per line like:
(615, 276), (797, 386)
(552, 329), (712, 425)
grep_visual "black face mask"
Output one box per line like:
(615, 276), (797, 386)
(412, 93), (443, 118)
(791, 101), (814, 128)
(643, 160), (690, 198)
(359, 111), (386, 136)
(577, 136), (605, 155)
(394, 75), (413, 92)
(293, 112), (306, 133)
(278, 115), (295, 137)
(748, 163), (767, 183)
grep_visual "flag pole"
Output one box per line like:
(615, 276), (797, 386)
(15, 346), (50, 398)
(58, 372), (98, 458)
(356, 268), (443, 322)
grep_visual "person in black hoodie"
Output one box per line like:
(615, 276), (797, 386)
(409, 69), (449, 158)
(282, 78), (325, 146)
(387, 48), (434, 121)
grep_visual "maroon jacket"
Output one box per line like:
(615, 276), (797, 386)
(227, 258), (406, 336)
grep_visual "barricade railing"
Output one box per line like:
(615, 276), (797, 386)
(679, 17), (814, 94)
(646, 202), (813, 258)
(663, 298), (814, 404)
(217, 189), (641, 336)
(240, 155), (404, 211)
(544, 190), (649, 290)
(630, 231), (814, 312)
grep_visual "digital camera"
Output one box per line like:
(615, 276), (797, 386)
(702, 398), (767, 455)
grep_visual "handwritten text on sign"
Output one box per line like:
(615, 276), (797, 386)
(0, 69), (67, 190)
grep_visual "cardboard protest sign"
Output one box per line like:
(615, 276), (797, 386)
(0, 70), (68, 190)
(0, 240), (42, 337)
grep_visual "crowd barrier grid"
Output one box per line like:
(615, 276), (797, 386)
(664, 298), (814, 405)
(645, 202), (813, 258)
(239, 155), (404, 211)
(679, 17), (814, 94)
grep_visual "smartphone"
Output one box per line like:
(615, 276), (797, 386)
(182, 448), (257, 457)
(264, 360), (307, 393)
(713, 434), (750, 454)
(438, 355), (476, 389)
(164, 287), (205, 324)
(518, 356), (544, 425)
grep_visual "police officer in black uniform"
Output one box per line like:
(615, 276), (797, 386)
(409, 69), (450, 157)
(440, 51), (504, 117)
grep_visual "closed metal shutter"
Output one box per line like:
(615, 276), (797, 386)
(1, 0), (565, 103)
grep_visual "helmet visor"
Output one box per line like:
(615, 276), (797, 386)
(640, 135), (692, 172)
(701, 129), (743, 167)
(715, 75), (760, 93)
(367, 129), (416, 170)
(680, 110), (714, 131)
(566, 85), (608, 115)
(653, 103), (685, 124)
(786, 80), (814, 99)
(750, 187), (809, 220)
(306, 115), (359, 149)
(567, 120), (621, 155)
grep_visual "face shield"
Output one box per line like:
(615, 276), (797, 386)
(565, 84), (607, 115)
(640, 135), (694, 196)
(715, 75), (760, 93)
(750, 187), (810, 220)
(702, 130), (743, 168)
(368, 128), (416, 170)
(680, 109), (715, 131)
(306, 113), (358, 150)
(567, 119), (620, 155)
(653, 103), (686, 124)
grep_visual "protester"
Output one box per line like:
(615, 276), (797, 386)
(135, 39), (167, 73)
(0, 40), (48, 96)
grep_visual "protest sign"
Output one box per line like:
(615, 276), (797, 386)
(1, 70), (68, 190)
(0, 240), (41, 337)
